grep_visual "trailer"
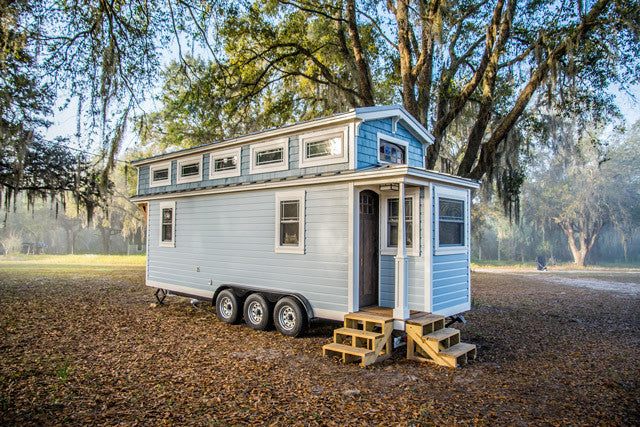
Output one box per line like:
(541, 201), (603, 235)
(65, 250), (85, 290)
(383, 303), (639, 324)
(131, 105), (479, 367)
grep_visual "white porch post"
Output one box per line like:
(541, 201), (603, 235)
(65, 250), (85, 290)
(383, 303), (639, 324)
(394, 182), (410, 320)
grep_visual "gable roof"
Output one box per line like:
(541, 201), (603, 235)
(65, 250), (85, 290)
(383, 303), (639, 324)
(131, 104), (433, 166)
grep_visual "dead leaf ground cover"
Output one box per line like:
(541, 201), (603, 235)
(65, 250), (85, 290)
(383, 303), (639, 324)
(0, 257), (638, 425)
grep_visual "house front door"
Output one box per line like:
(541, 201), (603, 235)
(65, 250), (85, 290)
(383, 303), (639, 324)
(359, 190), (379, 308)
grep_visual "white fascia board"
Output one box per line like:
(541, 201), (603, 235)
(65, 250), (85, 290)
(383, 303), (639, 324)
(131, 166), (479, 203)
(355, 105), (434, 146)
(131, 111), (358, 166)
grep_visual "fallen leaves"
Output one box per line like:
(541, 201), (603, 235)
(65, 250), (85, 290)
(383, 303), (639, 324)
(0, 263), (638, 425)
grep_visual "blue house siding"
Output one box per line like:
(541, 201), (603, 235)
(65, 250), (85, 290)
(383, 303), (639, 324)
(378, 189), (425, 311)
(138, 135), (351, 196)
(430, 188), (470, 314)
(356, 119), (425, 169)
(147, 183), (350, 314)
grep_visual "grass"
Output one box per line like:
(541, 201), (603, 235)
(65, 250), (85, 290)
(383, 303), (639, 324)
(471, 259), (640, 270)
(0, 254), (145, 278)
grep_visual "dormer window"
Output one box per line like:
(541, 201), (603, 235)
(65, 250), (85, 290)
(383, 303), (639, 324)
(250, 138), (289, 174)
(379, 140), (405, 164)
(209, 148), (241, 179)
(377, 133), (409, 166)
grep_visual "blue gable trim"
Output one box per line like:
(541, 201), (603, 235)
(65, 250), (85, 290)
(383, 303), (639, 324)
(356, 119), (425, 169)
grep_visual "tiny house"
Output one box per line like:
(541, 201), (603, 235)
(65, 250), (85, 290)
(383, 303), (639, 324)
(132, 105), (479, 367)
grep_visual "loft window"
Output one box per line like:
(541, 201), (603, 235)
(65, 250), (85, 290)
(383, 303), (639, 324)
(256, 148), (283, 165)
(153, 169), (168, 181)
(209, 148), (241, 179)
(306, 137), (342, 158)
(299, 127), (348, 168)
(438, 198), (464, 246)
(181, 163), (199, 176)
(215, 156), (236, 171)
(387, 198), (413, 248)
(275, 190), (305, 254)
(149, 162), (171, 188)
(159, 201), (175, 247)
(250, 139), (289, 174)
(176, 155), (202, 184)
(379, 140), (406, 165)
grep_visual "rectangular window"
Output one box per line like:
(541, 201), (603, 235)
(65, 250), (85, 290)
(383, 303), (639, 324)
(275, 190), (305, 254)
(387, 198), (413, 248)
(153, 169), (169, 181)
(176, 155), (203, 184)
(299, 127), (348, 168)
(181, 162), (199, 176)
(256, 148), (283, 165)
(438, 198), (464, 246)
(434, 186), (469, 255)
(209, 148), (241, 179)
(149, 162), (171, 188)
(280, 200), (299, 246)
(215, 156), (236, 171)
(159, 201), (175, 247)
(250, 139), (289, 174)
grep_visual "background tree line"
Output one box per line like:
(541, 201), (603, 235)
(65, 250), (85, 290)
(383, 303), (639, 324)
(0, 0), (639, 264)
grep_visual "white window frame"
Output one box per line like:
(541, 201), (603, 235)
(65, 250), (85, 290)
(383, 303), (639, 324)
(377, 132), (409, 165)
(209, 147), (242, 179)
(299, 126), (349, 168)
(274, 190), (305, 254)
(250, 138), (289, 174)
(159, 201), (176, 248)
(434, 186), (469, 255)
(149, 162), (172, 188)
(380, 187), (420, 256)
(176, 155), (203, 184)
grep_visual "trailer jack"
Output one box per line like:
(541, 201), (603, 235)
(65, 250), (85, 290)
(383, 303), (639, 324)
(154, 288), (168, 304)
(446, 315), (466, 327)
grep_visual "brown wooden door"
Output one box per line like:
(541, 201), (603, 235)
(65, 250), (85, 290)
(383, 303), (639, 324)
(359, 190), (379, 308)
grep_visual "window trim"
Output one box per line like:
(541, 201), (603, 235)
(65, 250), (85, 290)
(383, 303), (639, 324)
(380, 187), (420, 256)
(149, 162), (172, 188)
(274, 190), (305, 254)
(176, 155), (203, 184)
(209, 147), (242, 179)
(158, 201), (176, 248)
(299, 126), (349, 168)
(377, 132), (409, 165)
(434, 186), (469, 255)
(250, 138), (289, 174)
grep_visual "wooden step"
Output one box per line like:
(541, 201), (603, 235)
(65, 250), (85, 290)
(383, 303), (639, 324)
(322, 343), (377, 366)
(424, 327), (460, 342)
(344, 312), (394, 323)
(406, 314), (445, 326)
(334, 327), (383, 340)
(440, 343), (477, 367)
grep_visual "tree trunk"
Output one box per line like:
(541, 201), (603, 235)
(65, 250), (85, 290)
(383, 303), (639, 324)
(395, 0), (418, 116)
(100, 227), (110, 254)
(346, 0), (375, 106)
(560, 222), (602, 267)
(497, 238), (501, 261)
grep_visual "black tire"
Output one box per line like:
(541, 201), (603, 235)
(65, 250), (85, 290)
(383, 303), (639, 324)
(243, 293), (271, 330)
(273, 297), (306, 337)
(215, 289), (240, 324)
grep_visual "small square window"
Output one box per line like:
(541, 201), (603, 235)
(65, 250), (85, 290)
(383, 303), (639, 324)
(377, 133), (409, 166)
(257, 148), (284, 165)
(434, 186), (469, 255)
(181, 163), (200, 177)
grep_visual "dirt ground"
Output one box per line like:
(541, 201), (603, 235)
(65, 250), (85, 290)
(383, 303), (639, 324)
(0, 261), (638, 425)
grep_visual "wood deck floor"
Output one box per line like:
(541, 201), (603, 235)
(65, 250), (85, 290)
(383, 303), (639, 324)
(359, 306), (429, 320)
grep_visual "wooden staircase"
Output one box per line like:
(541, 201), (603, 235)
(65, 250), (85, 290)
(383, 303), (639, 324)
(406, 313), (476, 368)
(322, 312), (394, 367)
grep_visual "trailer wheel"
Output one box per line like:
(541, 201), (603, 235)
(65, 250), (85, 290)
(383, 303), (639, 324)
(215, 289), (240, 324)
(243, 293), (271, 330)
(273, 297), (306, 337)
